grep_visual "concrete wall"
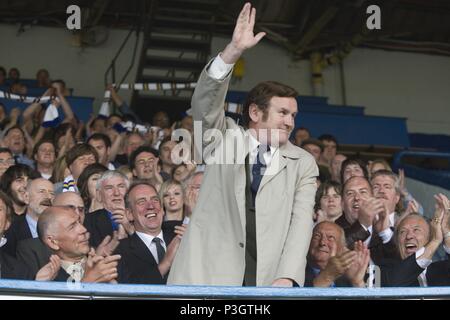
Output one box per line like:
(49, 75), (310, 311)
(0, 23), (449, 135)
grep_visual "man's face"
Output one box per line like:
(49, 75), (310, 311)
(69, 153), (97, 180)
(252, 96), (297, 146)
(372, 175), (400, 213)
(320, 187), (342, 220)
(27, 179), (54, 216)
(342, 177), (372, 224)
(107, 115), (122, 128)
(321, 139), (337, 163)
(153, 112), (170, 129)
(10, 175), (29, 206)
(35, 142), (56, 166)
(129, 184), (164, 235)
(397, 216), (430, 259)
(342, 163), (365, 183)
(88, 139), (109, 166)
(303, 144), (321, 162)
(98, 176), (128, 211)
(92, 118), (106, 133)
(126, 134), (144, 157)
(309, 222), (343, 269)
(331, 154), (346, 181)
(133, 152), (157, 180)
(53, 210), (90, 259)
(6, 128), (25, 154)
(160, 141), (177, 167)
(0, 152), (14, 177)
(54, 193), (86, 224)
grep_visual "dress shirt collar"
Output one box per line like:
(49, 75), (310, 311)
(248, 132), (278, 165)
(25, 214), (39, 238)
(136, 230), (165, 249)
(61, 257), (87, 283)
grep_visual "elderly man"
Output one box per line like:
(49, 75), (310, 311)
(305, 221), (369, 287)
(168, 3), (318, 287)
(84, 170), (133, 248)
(379, 194), (450, 286)
(4, 178), (54, 256)
(37, 206), (121, 283)
(116, 182), (185, 284)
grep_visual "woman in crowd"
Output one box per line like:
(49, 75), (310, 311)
(314, 180), (343, 223)
(77, 163), (108, 213)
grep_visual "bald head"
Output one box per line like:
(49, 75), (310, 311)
(53, 191), (85, 223)
(37, 206), (74, 241)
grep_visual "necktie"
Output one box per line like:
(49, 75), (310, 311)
(152, 237), (165, 264)
(251, 145), (270, 204)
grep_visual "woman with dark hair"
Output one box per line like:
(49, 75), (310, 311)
(314, 181), (343, 223)
(77, 163), (108, 213)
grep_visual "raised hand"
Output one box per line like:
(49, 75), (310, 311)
(313, 250), (356, 287)
(345, 241), (370, 287)
(35, 255), (61, 281)
(221, 3), (266, 64)
(95, 231), (121, 257)
(358, 197), (384, 228)
(434, 193), (450, 236)
(373, 202), (390, 234)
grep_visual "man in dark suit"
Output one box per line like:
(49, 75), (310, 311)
(37, 206), (121, 283)
(116, 182), (186, 284)
(84, 171), (133, 248)
(336, 176), (398, 264)
(380, 197), (450, 287)
(304, 221), (369, 287)
(4, 178), (54, 256)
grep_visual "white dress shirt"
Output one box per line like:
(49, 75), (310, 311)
(135, 231), (167, 264)
(25, 214), (39, 239)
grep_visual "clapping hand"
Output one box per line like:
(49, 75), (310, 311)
(35, 255), (61, 281)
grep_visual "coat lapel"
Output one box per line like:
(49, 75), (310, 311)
(130, 234), (158, 266)
(258, 141), (299, 192)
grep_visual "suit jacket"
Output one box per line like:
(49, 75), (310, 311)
(379, 253), (450, 287)
(4, 214), (33, 257)
(336, 215), (399, 264)
(84, 209), (114, 249)
(304, 262), (352, 287)
(0, 247), (32, 280)
(16, 238), (52, 278)
(116, 230), (175, 284)
(167, 61), (319, 286)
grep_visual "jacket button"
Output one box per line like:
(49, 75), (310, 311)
(239, 242), (244, 248)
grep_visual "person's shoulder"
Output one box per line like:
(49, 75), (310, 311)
(282, 141), (316, 162)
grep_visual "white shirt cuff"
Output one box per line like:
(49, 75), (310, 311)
(443, 243), (450, 255)
(379, 228), (394, 244)
(415, 247), (432, 269)
(207, 53), (234, 80)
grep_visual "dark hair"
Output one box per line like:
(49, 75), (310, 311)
(89, 117), (106, 129)
(77, 163), (108, 209)
(0, 164), (41, 196)
(36, 68), (49, 78)
(65, 143), (98, 167)
(242, 81), (298, 127)
(4, 125), (25, 138)
(158, 136), (173, 154)
(301, 138), (324, 152)
(0, 67), (6, 77)
(32, 139), (56, 159)
(51, 79), (66, 87)
(314, 180), (342, 212)
(87, 133), (111, 148)
(340, 157), (368, 184)
(8, 67), (20, 79)
(0, 147), (13, 157)
(0, 190), (14, 223)
(129, 145), (159, 170)
(318, 134), (338, 147)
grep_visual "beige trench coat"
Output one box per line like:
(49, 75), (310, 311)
(167, 65), (318, 286)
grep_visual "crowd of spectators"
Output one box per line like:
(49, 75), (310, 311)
(0, 61), (448, 288)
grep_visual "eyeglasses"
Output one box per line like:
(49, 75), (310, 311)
(0, 159), (14, 165)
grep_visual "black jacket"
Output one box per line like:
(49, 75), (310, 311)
(4, 214), (33, 257)
(84, 209), (114, 249)
(16, 238), (52, 278)
(116, 230), (175, 284)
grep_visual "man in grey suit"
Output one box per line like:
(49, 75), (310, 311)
(168, 2), (318, 287)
